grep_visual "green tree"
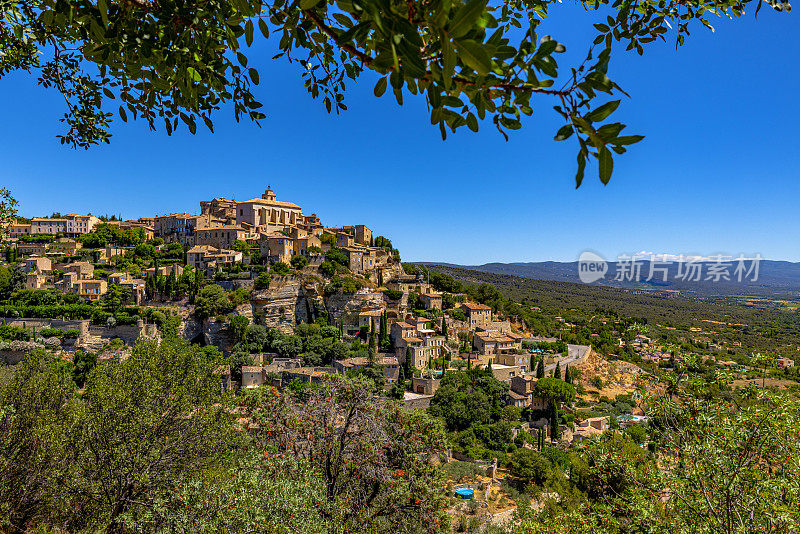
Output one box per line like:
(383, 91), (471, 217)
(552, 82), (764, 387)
(0, 351), (75, 531)
(251, 375), (450, 531)
(533, 377), (575, 441)
(254, 271), (272, 290)
(536, 359), (545, 379)
(194, 284), (233, 319)
(231, 239), (251, 254)
(509, 449), (552, 487)
(0, 189), (19, 240)
(72, 350), (98, 388)
(554, 361), (561, 379)
(73, 338), (233, 533)
(229, 315), (250, 343)
(101, 284), (131, 314)
(290, 255), (309, 269)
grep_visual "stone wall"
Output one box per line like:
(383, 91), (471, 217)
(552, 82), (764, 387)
(6, 318), (90, 337)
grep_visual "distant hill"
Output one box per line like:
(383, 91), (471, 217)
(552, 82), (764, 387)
(417, 260), (800, 298)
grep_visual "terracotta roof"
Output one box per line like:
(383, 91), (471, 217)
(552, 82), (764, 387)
(243, 198), (301, 209)
(462, 302), (491, 310)
(242, 366), (263, 373)
(187, 245), (220, 254)
(359, 309), (384, 316)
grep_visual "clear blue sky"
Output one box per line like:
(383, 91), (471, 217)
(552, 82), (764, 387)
(1, 6), (798, 264)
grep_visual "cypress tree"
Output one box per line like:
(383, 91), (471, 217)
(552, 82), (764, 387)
(536, 359), (544, 379)
(565, 364), (572, 384)
(555, 361), (561, 379)
(550, 402), (559, 441)
(442, 319), (448, 341)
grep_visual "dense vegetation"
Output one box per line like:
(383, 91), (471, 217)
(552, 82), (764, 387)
(423, 264), (800, 355)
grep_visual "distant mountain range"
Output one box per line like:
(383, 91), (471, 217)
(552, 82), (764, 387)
(416, 260), (800, 298)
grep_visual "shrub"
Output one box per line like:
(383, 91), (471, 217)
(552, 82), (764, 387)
(383, 289), (403, 300)
(0, 325), (31, 341)
(442, 461), (484, 482)
(270, 262), (290, 276)
(290, 255), (308, 269)
(590, 376), (605, 390)
(318, 262), (336, 277)
(254, 271), (272, 290)
(39, 328), (64, 338)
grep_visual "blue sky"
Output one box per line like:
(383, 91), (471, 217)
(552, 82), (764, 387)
(1, 6), (798, 264)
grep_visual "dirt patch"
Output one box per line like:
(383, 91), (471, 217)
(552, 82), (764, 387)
(574, 351), (645, 400)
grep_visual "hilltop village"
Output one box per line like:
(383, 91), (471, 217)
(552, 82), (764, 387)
(0, 188), (611, 436)
(2, 188), (800, 532)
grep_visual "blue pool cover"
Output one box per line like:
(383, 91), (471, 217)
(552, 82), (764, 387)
(455, 488), (474, 499)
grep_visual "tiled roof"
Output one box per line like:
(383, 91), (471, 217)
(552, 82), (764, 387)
(243, 198), (301, 209)
(462, 302), (491, 310)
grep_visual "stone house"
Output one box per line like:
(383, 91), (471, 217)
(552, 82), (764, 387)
(64, 214), (101, 237)
(187, 245), (242, 270)
(411, 376), (441, 395)
(26, 272), (47, 290)
(358, 309), (384, 334)
(63, 261), (94, 280)
(242, 366), (266, 388)
(24, 256), (52, 273)
(419, 291), (443, 310)
(353, 224), (372, 246)
(71, 279), (107, 301)
(259, 233), (294, 264)
(30, 217), (67, 234)
(461, 302), (492, 328)
(195, 225), (249, 250)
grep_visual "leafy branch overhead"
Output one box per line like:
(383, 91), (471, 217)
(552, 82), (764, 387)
(0, 0), (789, 186)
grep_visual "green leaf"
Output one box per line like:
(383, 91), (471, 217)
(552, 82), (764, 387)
(245, 20), (254, 47)
(300, 0), (321, 9)
(258, 18), (270, 38)
(186, 67), (201, 82)
(593, 23), (609, 32)
(249, 68), (259, 85)
(118, 106), (127, 122)
(554, 124), (573, 141)
(453, 39), (491, 75)
(448, 0), (488, 39)
(613, 135), (645, 145)
(374, 77), (388, 97)
(442, 37), (456, 89)
(586, 100), (620, 122)
(575, 150), (586, 189)
(598, 146), (613, 185)
(466, 113), (479, 132)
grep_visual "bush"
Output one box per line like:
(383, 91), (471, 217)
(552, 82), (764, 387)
(270, 262), (290, 276)
(442, 461), (484, 482)
(325, 276), (363, 295)
(0, 325), (31, 341)
(383, 289), (403, 300)
(290, 255), (308, 269)
(590, 376), (604, 390)
(39, 328), (64, 338)
(254, 271), (271, 290)
(318, 262), (336, 277)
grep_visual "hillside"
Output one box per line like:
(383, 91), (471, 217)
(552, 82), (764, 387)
(420, 260), (800, 298)
(422, 264), (800, 352)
